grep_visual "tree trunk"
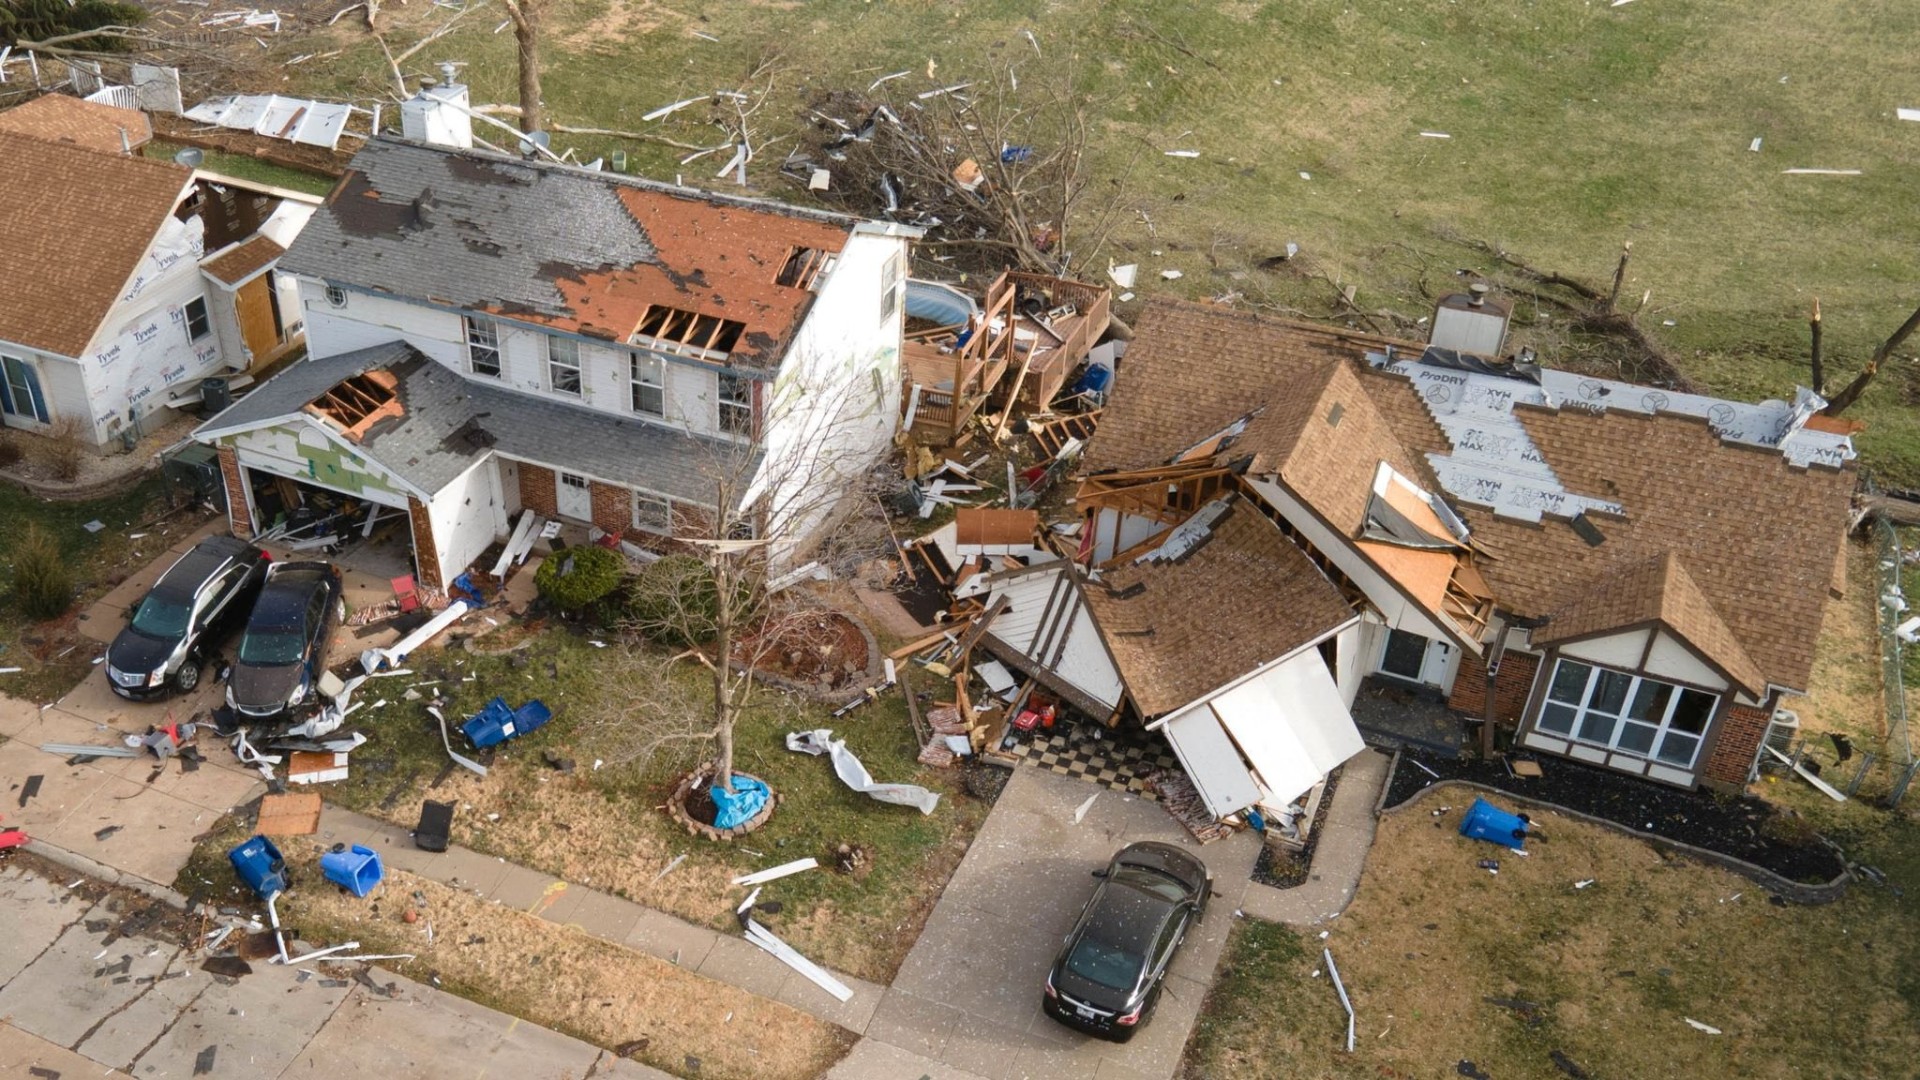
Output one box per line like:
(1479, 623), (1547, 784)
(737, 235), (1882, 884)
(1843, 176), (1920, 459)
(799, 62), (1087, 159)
(1824, 299), (1920, 416)
(1809, 297), (1824, 396)
(1606, 241), (1632, 314)
(505, 0), (542, 135)
(710, 550), (736, 793)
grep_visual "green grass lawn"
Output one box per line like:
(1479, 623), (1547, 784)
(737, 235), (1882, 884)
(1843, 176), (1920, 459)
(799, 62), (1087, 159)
(254, 0), (1920, 477)
(0, 477), (176, 702)
(143, 140), (339, 197)
(301, 625), (987, 982)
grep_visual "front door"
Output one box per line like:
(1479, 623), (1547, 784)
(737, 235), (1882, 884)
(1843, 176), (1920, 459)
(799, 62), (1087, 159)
(555, 470), (593, 521)
(1379, 628), (1451, 686)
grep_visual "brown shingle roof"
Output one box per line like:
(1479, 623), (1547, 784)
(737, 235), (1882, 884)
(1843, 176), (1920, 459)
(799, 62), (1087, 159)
(0, 94), (152, 154)
(1090, 298), (1855, 697)
(1083, 298), (1423, 475)
(202, 235), (286, 286)
(1456, 406), (1853, 694)
(1533, 551), (1765, 696)
(1082, 495), (1354, 718)
(0, 132), (190, 356)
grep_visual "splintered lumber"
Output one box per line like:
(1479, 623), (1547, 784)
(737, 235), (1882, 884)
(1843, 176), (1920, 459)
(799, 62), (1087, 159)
(491, 510), (539, 578)
(889, 629), (956, 660)
(731, 857), (818, 887)
(950, 596), (1010, 662)
(1765, 745), (1846, 801)
(743, 918), (852, 1002)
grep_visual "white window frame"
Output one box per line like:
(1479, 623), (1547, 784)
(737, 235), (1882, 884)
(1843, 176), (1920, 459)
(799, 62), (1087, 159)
(183, 296), (212, 342)
(547, 335), (582, 396)
(465, 316), (502, 378)
(324, 285), (349, 308)
(717, 372), (752, 436)
(629, 353), (664, 417)
(1, 354), (48, 423)
(1536, 657), (1716, 769)
(879, 249), (903, 324)
(632, 492), (672, 535)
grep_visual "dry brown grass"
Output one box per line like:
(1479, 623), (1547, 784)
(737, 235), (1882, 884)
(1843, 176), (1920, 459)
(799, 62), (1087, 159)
(1791, 538), (1885, 748)
(1185, 807), (1920, 1079)
(283, 855), (853, 1080)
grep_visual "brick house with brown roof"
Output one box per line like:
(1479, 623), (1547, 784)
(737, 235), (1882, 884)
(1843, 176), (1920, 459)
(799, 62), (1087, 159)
(0, 93), (320, 448)
(1080, 297), (1857, 794)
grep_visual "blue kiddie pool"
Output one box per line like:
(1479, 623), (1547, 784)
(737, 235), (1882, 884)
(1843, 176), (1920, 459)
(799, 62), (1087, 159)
(1459, 798), (1532, 849)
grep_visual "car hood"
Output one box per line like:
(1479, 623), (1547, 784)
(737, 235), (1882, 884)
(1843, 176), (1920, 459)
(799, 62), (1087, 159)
(1116, 843), (1209, 897)
(108, 630), (177, 675)
(230, 662), (301, 709)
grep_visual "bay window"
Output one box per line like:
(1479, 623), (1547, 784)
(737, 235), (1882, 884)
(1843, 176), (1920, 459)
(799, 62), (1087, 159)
(1537, 658), (1716, 768)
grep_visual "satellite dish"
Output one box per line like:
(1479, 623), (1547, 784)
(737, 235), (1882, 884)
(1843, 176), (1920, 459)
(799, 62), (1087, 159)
(518, 129), (551, 159)
(174, 147), (205, 169)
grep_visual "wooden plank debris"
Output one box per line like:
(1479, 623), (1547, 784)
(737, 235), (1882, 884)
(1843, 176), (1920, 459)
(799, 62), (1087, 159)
(1765, 745), (1845, 801)
(731, 857), (818, 887)
(742, 918), (853, 1002)
(256, 792), (323, 836)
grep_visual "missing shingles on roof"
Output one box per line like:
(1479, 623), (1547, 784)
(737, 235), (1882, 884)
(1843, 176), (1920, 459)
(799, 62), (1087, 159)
(1104, 582), (1148, 601)
(307, 370), (402, 443)
(441, 415), (495, 453)
(633, 305), (745, 356)
(1326, 401), (1344, 428)
(1570, 512), (1606, 547)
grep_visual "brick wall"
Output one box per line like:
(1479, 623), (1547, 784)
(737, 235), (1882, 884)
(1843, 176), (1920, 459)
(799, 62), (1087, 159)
(588, 480), (630, 538)
(216, 444), (251, 538)
(407, 496), (444, 593)
(519, 466), (556, 518)
(1702, 703), (1771, 791)
(1448, 650), (1541, 725)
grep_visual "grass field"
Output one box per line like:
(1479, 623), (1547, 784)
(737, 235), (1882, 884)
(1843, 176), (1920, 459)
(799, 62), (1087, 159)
(234, 0), (1920, 478)
(1183, 802), (1920, 1079)
(305, 627), (987, 983)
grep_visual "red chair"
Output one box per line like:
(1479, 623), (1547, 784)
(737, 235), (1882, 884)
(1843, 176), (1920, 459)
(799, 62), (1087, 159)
(390, 574), (420, 613)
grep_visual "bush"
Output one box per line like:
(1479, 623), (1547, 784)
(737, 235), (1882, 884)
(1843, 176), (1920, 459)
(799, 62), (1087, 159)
(532, 543), (623, 613)
(37, 417), (85, 482)
(621, 553), (754, 646)
(10, 523), (72, 620)
(0, 438), (21, 469)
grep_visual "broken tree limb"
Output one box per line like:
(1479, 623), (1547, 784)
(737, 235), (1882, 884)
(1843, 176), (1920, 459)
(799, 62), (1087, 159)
(1822, 297), (1920, 416)
(1810, 297), (1825, 395)
(476, 105), (717, 151)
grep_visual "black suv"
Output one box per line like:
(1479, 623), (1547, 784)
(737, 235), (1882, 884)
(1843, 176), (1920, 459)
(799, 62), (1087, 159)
(107, 536), (269, 699)
(1043, 841), (1212, 1042)
(226, 561), (344, 721)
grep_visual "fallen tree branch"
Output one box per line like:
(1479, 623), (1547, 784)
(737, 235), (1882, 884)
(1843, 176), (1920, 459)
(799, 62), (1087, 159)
(473, 105), (718, 152)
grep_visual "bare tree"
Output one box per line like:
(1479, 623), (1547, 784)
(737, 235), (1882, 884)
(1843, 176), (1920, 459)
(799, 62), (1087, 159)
(1822, 299), (1920, 416)
(608, 350), (899, 798)
(797, 54), (1137, 278)
(498, 0), (543, 135)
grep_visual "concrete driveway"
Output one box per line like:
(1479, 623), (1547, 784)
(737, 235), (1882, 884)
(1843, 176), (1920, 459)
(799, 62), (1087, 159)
(838, 766), (1262, 1080)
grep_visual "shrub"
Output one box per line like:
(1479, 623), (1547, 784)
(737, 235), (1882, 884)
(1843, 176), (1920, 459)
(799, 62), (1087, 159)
(620, 554), (719, 645)
(532, 543), (623, 613)
(10, 523), (72, 620)
(37, 417), (85, 482)
(0, 438), (21, 469)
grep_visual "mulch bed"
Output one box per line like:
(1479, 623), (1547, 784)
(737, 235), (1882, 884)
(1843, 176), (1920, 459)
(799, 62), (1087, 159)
(733, 611), (871, 689)
(1251, 767), (1343, 890)
(1385, 750), (1845, 884)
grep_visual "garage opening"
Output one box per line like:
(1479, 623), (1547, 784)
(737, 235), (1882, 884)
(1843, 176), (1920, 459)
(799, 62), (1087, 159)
(243, 468), (416, 581)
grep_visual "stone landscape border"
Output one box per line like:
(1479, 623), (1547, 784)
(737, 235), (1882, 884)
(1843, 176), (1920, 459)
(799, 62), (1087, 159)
(1377, 755), (1852, 905)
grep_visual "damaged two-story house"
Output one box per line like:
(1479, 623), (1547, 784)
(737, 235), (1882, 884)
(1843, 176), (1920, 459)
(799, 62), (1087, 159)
(0, 93), (317, 448)
(194, 80), (917, 591)
(991, 295), (1854, 819)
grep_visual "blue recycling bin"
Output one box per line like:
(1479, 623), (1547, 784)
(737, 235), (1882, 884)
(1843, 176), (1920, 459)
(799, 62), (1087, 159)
(461, 696), (516, 749)
(228, 835), (287, 900)
(1459, 798), (1531, 849)
(320, 844), (384, 898)
(462, 697), (552, 749)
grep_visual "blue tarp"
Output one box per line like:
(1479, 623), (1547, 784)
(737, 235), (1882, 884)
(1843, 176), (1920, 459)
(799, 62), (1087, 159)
(710, 774), (771, 829)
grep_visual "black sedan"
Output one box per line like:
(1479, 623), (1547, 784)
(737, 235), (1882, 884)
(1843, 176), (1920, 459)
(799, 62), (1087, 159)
(226, 561), (343, 721)
(1043, 841), (1212, 1042)
(106, 536), (269, 699)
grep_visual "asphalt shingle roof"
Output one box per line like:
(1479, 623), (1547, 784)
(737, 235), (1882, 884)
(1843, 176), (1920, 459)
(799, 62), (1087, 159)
(283, 137), (863, 369)
(195, 344), (752, 505)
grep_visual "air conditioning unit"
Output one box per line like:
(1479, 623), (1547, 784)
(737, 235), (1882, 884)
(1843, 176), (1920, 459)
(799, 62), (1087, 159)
(1764, 709), (1799, 756)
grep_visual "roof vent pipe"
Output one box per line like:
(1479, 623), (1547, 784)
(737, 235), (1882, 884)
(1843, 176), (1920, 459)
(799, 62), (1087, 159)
(1469, 283), (1490, 307)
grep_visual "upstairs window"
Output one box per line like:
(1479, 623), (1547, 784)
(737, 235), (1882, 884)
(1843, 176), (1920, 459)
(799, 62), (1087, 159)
(184, 297), (212, 342)
(324, 285), (348, 308)
(879, 250), (903, 324)
(547, 336), (581, 396)
(466, 316), (501, 378)
(718, 373), (752, 436)
(1537, 658), (1717, 769)
(630, 353), (665, 417)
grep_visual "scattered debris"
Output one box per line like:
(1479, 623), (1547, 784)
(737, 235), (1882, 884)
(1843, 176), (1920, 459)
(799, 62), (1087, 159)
(786, 729), (940, 814)
(1551, 1049), (1592, 1078)
(17, 774), (42, 808)
(1781, 168), (1863, 175)
(427, 706), (488, 777)
(1685, 1018), (1723, 1035)
(651, 854), (687, 883)
(742, 917), (852, 1002)
(1420, 131), (1452, 139)
(200, 956), (253, 978)
(1072, 791), (1099, 825)
(93, 825), (122, 842)
(1324, 947), (1355, 1052)
(731, 858), (818, 887)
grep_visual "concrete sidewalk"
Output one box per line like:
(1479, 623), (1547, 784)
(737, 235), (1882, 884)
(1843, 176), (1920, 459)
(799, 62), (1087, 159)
(316, 803), (889, 1033)
(1238, 748), (1390, 926)
(0, 859), (669, 1079)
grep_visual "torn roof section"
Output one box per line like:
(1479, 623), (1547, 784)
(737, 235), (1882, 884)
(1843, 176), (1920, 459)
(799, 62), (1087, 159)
(1085, 298), (1856, 696)
(1082, 494), (1355, 720)
(282, 136), (864, 369)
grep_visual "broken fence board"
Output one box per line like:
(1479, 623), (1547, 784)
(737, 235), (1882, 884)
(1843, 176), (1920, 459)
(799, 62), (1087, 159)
(731, 857), (818, 887)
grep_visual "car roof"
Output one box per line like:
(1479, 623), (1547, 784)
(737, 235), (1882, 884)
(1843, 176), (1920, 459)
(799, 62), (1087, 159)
(251, 571), (327, 627)
(153, 537), (255, 598)
(1083, 878), (1179, 945)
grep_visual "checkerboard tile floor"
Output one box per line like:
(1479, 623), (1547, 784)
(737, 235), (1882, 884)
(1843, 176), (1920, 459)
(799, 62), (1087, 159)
(1010, 724), (1181, 799)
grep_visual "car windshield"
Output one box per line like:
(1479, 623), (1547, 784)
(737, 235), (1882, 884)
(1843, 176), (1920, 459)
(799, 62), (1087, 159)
(129, 593), (192, 638)
(238, 627), (304, 665)
(1114, 867), (1188, 903)
(1065, 934), (1145, 992)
